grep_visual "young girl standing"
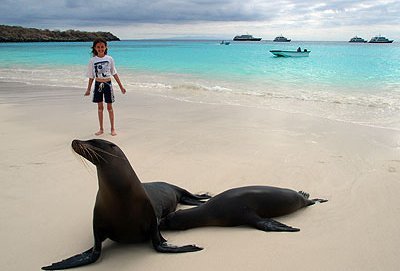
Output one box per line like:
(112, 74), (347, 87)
(85, 38), (126, 136)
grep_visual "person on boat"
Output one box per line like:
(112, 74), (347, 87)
(297, 47), (301, 52)
(304, 49), (308, 52)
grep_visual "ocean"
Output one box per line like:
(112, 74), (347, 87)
(1, 40), (399, 130)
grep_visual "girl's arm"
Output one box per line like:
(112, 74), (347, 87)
(113, 74), (126, 94)
(85, 78), (94, 96)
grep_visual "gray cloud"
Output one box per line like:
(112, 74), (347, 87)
(1, 0), (268, 26)
(1, 0), (399, 29)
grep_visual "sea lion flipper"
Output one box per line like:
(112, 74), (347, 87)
(177, 187), (211, 206)
(155, 242), (203, 253)
(151, 221), (202, 253)
(255, 218), (300, 232)
(312, 198), (328, 203)
(41, 247), (101, 270)
(180, 194), (210, 206)
(305, 198), (328, 206)
(152, 230), (203, 253)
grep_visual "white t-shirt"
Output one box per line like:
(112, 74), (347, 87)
(87, 55), (117, 79)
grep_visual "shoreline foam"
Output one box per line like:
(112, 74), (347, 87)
(1, 70), (399, 131)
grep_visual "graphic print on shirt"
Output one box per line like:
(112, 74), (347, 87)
(94, 61), (111, 78)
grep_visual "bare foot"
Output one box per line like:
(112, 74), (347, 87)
(111, 129), (117, 136)
(95, 129), (104, 136)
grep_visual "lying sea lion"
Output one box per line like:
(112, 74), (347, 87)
(160, 186), (327, 232)
(42, 139), (209, 270)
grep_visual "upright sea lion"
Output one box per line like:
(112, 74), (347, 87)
(42, 139), (209, 270)
(160, 186), (327, 232)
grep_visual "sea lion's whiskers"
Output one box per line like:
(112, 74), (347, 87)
(79, 154), (94, 174)
(71, 147), (95, 176)
(81, 156), (93, 172)
(81, 145), (99, 167)
(79, 144), (103, 163)
(89, 146), (127, 160)
(87, 147), (108, 163)
(74, 143), (111, 163)
(85, 146), (103, 163)
(74, 143), (99, 164)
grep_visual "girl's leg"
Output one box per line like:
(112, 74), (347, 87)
(95, 102), (104, 135)
(107, 103), (116, 136)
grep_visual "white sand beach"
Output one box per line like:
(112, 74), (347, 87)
(1, 81), (399, 270)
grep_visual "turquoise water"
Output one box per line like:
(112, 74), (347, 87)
(0, 40), (399, 129)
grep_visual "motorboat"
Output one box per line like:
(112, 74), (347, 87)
(349, 36), (367, 43)
(233, 34), (262, 41)
(369, 35), (393, 43)
(220, 40), (230, 45)
(270, 49), (310, 57)
(273, 35), (291, 42)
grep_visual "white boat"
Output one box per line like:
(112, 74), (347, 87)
(273, 35), (291, 42)
(369, 35), (393, 43)
(349, 36), (367, 43)
(233, 34), (262, 41)
(269, 50), (310, 57)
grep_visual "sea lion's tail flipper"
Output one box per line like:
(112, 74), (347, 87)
(307, 198), (328, 206)
(311, 198), (328, 203)
(41, 247), (101, 270)
(298, 191), (328, 206)
(254, 218), (300, 232)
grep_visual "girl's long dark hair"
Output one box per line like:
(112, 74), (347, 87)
(91, 38), (108, 56)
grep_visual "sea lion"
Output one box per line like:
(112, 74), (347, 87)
(160, 186), (327, 232)
(42, 139), (209, 270)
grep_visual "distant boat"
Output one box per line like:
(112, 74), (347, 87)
(273, 35), (291, 42)
(220, 40), (230, 45)
(270, 49), (310, 57)
(369, 35), (393, 43)
(233, 34), (262, 41)
(349, 36), (367, 43)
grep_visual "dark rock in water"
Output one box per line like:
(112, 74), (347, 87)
(0, 25), (120, 42)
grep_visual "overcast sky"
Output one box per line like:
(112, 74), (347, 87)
(2, 0), (399, 40)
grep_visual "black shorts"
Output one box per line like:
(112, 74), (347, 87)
(93, 81), (115, 103)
